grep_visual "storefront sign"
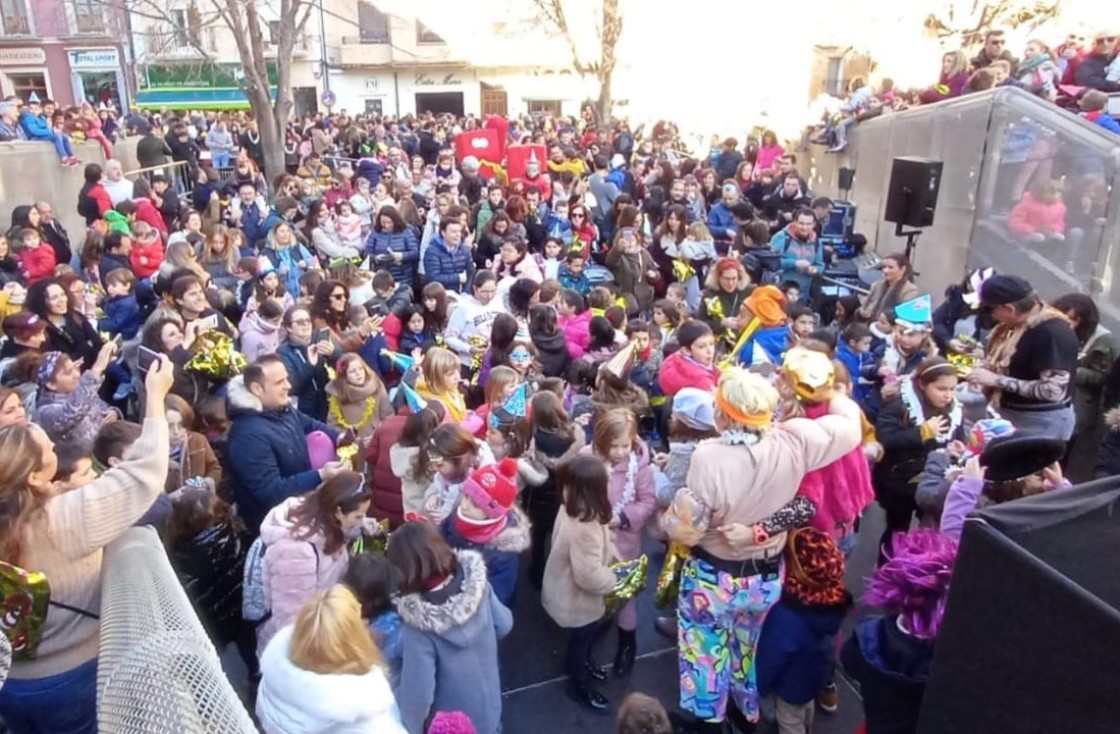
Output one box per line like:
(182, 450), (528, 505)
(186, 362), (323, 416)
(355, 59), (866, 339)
(415, 72), (461, 87)
(139, 63), (278, 89)
(0, 48), (46, 65)
(68, 48), (120, 69)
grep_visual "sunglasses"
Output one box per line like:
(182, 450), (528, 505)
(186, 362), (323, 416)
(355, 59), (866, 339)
(988, 39), (1005, 46)
(330, 292), (347, 301)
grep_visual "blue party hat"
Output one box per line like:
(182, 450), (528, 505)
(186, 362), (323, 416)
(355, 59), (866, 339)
(380, 349), (414, 372)
(401, 382), (427, 413)
(894, 294), (932, 333)
(489, 383), (529, 429)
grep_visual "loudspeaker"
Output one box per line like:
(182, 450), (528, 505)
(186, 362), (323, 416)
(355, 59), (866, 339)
(884, 157), (942, 228)
(838, 167), (856, 192)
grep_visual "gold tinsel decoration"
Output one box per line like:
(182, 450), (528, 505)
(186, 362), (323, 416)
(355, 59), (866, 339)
(655, 542), (690, 609)
(604, 554), (649, 617)
(186, 331), (246, 380)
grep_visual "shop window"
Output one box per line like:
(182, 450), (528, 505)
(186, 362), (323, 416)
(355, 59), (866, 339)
(0, 0), (31, 36)
(72, 0), (105, 34)
(6, 72), (47, 103)
(528, 99), (562, 117)
(416, 21), (444, 45)
(358, 3), (389, 43)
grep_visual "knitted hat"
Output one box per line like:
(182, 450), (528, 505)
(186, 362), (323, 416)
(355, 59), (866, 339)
(782, 347), (835, 403)
(461, 458), (519, 519)
(671, 388), (716, 431)
(966, 418), (1014, 457)
(427, 711), (477, 734)
(744, 285), (787, 327)
(783, 527), (849, 606)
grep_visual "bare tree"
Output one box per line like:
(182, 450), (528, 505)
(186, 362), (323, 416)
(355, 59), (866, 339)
(924, 0), (1061, 49)
(531, 0), (623, 124)
(120, 0), (316, 184)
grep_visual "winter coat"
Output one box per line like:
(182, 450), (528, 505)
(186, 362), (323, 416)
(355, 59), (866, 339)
(840, 616), (933, 734)
(919, 72), (970, 103)
(873, 394), (964, 507)
(1008, 192), (1066, 235)
(531, 329), (570, 378)
(42, 312), (103, 368)
(395, 550), (512, 734)
(19, 242), (57, 285)
(240, 311), (282, 362)
(757, 595), (852, 705)
(257, 624), (407, 734)
(257, 496), (352, 653)
(310, 224), (360, 262)
(277, 340), (329, 422)
(102, 294), (141, 340)
(706, 201), (738, 242)
(423, 235), (475, 294)
(78, 182), (113, 226)
(579, 441), (657, 560)
(659, 350), (720, 397)
(797, 402), (875, 537)
(365, 228), (420, 285)
(169, 522), (249, 647)
(1095, 408), (1120, 478)
(519, 427), (584, 527)
(389, 444), (430, 518)
(698, 287), (749, 344)
(365, 414), (407, 528)
(541, 509), (619, 628)
(1072, 325), (1114, 435)
(837, 340), (875, 404)
(605, 245), (658, 312)
(18, 111), (53, 140)
(559, 310), (592, 359)
(771, 224), (825, 291)
(262, 242), (316, 299)
(166, 430), (224, 494)
(226, 375), (338, 531)
(439, 505), (531, 608)
(325, 376), (393, 444)
(35, 371), (117, 454)
(493, 254), (543, 283)
(1075, 52), (1120, 93)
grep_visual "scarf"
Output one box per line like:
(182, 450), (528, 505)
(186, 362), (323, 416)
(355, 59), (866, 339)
(611, 452), (640, 523)
(984, 305), (1067, 406)
(453, 506), (508, 546)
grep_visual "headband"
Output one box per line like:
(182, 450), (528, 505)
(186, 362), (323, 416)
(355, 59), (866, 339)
(37, 352), (64, 387)
(917, 362), (958, 382)
(714, 389), (772, 430)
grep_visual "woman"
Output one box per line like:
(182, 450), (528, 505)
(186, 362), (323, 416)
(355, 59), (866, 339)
(1017, 39), (1061, 101)
(493, 237), (543, 284)
(365, 206), (419, 287)
(0, 385), (28, 428)
(277, 306), (332, 422)
(1052, 293), (1113, 480)
(257, 471), (375, 654)
(165, 393), (223, 494)
(755, 130), (785, 179)
(698, 258), (752, 349)
(661, 367), (862, 732)
(263, 221), (317, 299)
(141, 316), (210, 405)
(569, 203), (599, 259)
(0, 358), (173, 733)
(309, 280), (382, 355)
(445, 271), (506, 368)
(257, 585), (407, 734)
(858, 252), (920, 328)
(25, 277), (103, 368)
(931, 267), (993, 355)
(605, 227), (659, 314)
(388, 521), (512, 734)
(306, 199), (359, 261)
(34, 346), (119, 453)
(201, 225), (241, 295)
(206, 120), (235, 169)
(919, 50), (970, 104)
(0, 312), (48, 363)
(476, 211), (514, 271)
(155, 239), (211, 297)
(652, 204), (689, 285)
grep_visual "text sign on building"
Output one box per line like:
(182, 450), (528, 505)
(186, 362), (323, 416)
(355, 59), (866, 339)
(415, 73), (462, 87)
(68, 49), (120, 68)
(0, 48), (46, 65)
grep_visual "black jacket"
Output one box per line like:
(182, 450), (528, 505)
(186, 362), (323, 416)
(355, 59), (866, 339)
(873, 395), (963, 505)
(417, 131), (441, 167)
(136, 134), (173, 170)
(1075, 53), (1120, 93)
(841, 615), (932, 734)
(41, 221), (72, 267)
(44, 313), (103, 368)
(169, 522), (250, 646)
(531, 330), (570, 378)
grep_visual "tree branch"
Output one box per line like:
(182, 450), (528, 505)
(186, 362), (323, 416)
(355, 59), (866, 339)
(530, 0), (590, 76)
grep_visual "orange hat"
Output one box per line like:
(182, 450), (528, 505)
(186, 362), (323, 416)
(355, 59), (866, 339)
(744, 285), (787, 327)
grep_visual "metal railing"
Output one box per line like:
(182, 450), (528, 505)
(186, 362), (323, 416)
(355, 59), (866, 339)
(123, 160), (193, 206)
(97, 526), (257, 734)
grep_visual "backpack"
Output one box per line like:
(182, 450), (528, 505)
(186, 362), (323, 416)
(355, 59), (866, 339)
(241, 537), (318, 624)
(0, 560), (97, 661)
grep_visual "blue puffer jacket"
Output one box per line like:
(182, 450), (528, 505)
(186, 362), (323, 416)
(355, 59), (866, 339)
(276, 340), (330, 422)
(18, 111), (52, 140)
(422, 234), (475, 294)
(365, 227), (420, 285)
(225, 375), (338, 531)
(438, 507), (531, 609)
(262, 243), (315, 298)
(707, 201), (737, 242)
(756, 595), (852, 705)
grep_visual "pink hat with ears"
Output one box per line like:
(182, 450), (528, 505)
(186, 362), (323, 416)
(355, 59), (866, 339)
(427, 711), (477, 734)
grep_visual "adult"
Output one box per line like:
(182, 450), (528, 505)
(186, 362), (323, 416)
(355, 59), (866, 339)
(770, 207), (824, 295)
(697, 258), (752, 347)
(919, 50), (971, 104)
(34, 345), (119, 453)
(588, 154), (621, 236)
(309, 280), (385, 357)
(971, 29), (1018, 71)
(5, 204), (40, 249)
(493, 237), (543, 283)
(423, 218), (475, 294)
(102, 159), (134, 206)
(713, 137), (744, 183)
(163, 393), (223, 493)
(762, 173), (812, 234)
(366, 206), (420, 286)
(141, 316), (210, 405)
(445, 271), (506, 367)
(708, 182), (746, 247)
(76, 163), (112, 227)
(306, 199), (359, 261)
(857, 253), (920, 327)
(931, 267), (993, 355)
(226, 355), (348, 531)
(277, 305), (333, 422)
(1075, 29), (1120, 92)
(25, 277), (103, 368)
(206, 120), (235, 169)
(135, 124), (173, 170)
(231, 181), (268, 252)
(255, 471), (374, 653)
(0, 312), (47, 364)
(969, 275), (1079, 440)
(0, 357), (173, 733)
(661, 367), (861, 732)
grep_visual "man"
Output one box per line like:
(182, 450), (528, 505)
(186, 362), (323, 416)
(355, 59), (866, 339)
(136, 125), (173, 171)
(971, 30), (1018, 72)
(296, 151), (332, 187)
(713, 137), (744, 183)
(227, 355), (348, 531)
(239, 119), (263, 168)
(1054, 29), (1089, 84)
(102, 159), (134, 206)
(100, 231), (134, 285)
(0, 100), (22, 141)
(230, 181), (267, 251)
(587, 154), (620, 234)
(707, 182), (747, 248)
(811, 196), (835, 238)
(386, 145), (410, 182)
(1075, 30), (1120, 92)
(417, 122), (441, 166)
(459, 156), (484, 206)
(775, 153), (809, 193)
(148, 175), (180, 232)
(763, 173), (812, 233)
(770, 207), (824, 295)
(969, 275), (1079, 440)
(395, 177), (427, 211)
(165, 122), (200, 178)
(472, 183), (505, 233)
(423, 218), (475, 294)
(36, 201), (72, 267)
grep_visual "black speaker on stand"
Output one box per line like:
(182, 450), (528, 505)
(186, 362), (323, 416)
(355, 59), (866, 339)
(883, 157), (943, 263)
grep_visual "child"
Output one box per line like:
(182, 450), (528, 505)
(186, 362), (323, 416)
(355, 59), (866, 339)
(0, 234), (23, 287)
(102, 268), (142, 340)
(665, 282), (690, 318)
(734, 285), (792, 369)
(475, 366), (519, 440)
(869, 296), (938, 422)
(1008, 178), (1066, 244)
(841, 529), (957, 734)
(422, 422), (496, 523)
(52, 444), (98, 492)
(367, 269), (412, 317)
(559, 250), (592, 296)
(541, 454), (620, 711)
(787, 302), (817, 343)
(836, 322), (875, 405)
(617, 693), (672, 734)
(627, 320), (661, 394)
(537, 236), (565, 280)
(335, 199), (363, 251)
(390, 401), (447, 518)
(165, 487), (258, 681)
(483, 385), (531, 462)
(677, 221), (718, 312)
(756, 528), (853, 734)
(587, 343), (650, 424)
(658, 320), (719, 397)
(239, 297), (284, 362)
(651, 299), (682, 354)
(398, 304), (437, 354)
(243, 257), (295, 321)
(529, 303), (571, 379)
(414, 346), (469, 423)
(129, 222), (165, 280)
(326, 353), (393, 449)
(558, 289), (592, 358)
(655, 388), (719, 509)
(581, 408), (657, 678)
(17, 228), (57, 285)
(439, 458), (530, 608)
(343, 553), (403, 688)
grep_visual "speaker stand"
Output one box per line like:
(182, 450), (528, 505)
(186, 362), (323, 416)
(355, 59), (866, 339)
(894, 221), (923, 271)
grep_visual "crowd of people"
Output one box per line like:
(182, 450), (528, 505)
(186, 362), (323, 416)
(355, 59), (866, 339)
(0, 45), (1115, 734)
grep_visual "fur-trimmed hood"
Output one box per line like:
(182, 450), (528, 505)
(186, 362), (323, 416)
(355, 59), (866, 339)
(396, 550), (489, 640)
(226, 374), (263, 413)
(519, 428), (584, 486)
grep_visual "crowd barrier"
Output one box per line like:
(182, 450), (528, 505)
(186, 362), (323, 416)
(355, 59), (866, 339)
(97, 527), (257, 734)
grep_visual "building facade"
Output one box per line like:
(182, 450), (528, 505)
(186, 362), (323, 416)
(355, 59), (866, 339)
(0, 0), (132, 110)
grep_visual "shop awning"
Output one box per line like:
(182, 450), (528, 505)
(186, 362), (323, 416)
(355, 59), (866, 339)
(134, 86), (277, 111)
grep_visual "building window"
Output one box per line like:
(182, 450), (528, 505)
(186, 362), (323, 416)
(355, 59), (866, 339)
(416, 21), (444, 44)
(825, 58), (844, 96)
(0, 0), (31, 35)
(72, 0), (105, 34)
(168, 6), (201, 48)
(268, 20), (280, 44)
(527, 99), (562, 117)
(358, 3), (389, 43)
(5, 72), (47, 102)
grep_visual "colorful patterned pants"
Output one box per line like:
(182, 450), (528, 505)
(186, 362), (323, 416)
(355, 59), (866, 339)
(677, 556), (784, 723)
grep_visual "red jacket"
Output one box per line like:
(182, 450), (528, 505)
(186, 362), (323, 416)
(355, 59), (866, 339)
(1008, 192), (1066, 236)
(658, 350), (720, 397)
(132, 197), (168, 236)
(365, 413), (407, 529)
(19, 245), (57, 284)
(129, 236), (165, 279)
(515, 174), (552, 203)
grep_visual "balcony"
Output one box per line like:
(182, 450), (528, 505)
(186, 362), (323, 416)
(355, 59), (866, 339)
(334, 37), (392, 67)
(74, 13), (107, 35)
(1, 13), (31, 36)
(143, 26), (217, 60)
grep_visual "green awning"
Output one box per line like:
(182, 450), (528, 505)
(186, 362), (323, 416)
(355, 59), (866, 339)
(135, 86), (277, 111)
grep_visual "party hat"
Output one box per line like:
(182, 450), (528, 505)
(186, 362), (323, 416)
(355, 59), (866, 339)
(601, 341), (636, 380)
(401, 382), (427, 413)
(256, 256), (275, 279)
(489, 383), (528, 429)
(782, 346), (835, 402)
(380, 348), (414, 372)
(965, 418), (1014, 457)
(894, 294), (932, 333)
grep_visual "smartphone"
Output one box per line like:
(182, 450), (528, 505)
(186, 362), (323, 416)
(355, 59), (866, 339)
(138, 346), (160, 375)
(197, 314), (219, 331)
(313, 328), (330, 344)
(111, 333), (124, 348)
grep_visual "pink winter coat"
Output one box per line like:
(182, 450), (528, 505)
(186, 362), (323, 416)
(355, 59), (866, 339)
(580, 441), (658, 560)
(560, 310), (592, 359)
(658, 350), (720, 397)
(755, 144), (785, 176)
(795, 402), (875, 538)
(239, 311), (282, 362)
(257, 496), (351, 654)
(1007, 192), (1066, 236)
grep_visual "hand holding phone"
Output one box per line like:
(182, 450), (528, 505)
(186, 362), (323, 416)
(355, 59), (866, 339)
(138, 345), (160, 375)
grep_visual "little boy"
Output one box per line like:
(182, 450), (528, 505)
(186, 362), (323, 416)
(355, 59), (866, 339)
(92, 421), (171, 529)
(558, 249), (591, 295)
(128, 222), (165, 280)
(836, 322), (875, 404)
(367, 269), (413, 317)
(658, 320), (719, 397)
(17, 227), (57, 285)
(787, 302), (817, 343)
(53, 444), (98, 493)
(235, 256), (257, 312)
(626, 319), (662, 396)
(18, 93), (79, 166)
(103, 268), (142, 340)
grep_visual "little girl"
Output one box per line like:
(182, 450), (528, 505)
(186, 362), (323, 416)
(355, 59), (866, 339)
(475, 366), (519, 439)
(536, 236), (565, 280)
(326, 353), (393, 450)
(335, 199), (364, 252)
(651, 299), (682, 353)
(422, 422), (496, 523)
(414, 346), (468, 423)
(541, 454), (620, 712)
(343, 553), (403, 688)
(243, 258), (295, 321)
(398, 305), (437, 354)
(580, 408), (657, 678)
(676, 221), (718, 312)
(389, 401), (447, 518)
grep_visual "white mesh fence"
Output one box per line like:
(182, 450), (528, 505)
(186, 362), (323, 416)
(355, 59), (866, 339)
(97, 527), (258, 733)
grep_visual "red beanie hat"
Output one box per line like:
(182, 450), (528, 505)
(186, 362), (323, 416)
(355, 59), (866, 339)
(461, 458), (519, 519)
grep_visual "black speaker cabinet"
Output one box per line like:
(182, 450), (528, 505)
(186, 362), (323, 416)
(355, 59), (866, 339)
(884, 157), (943, 228)
(838, 167), (856, 191)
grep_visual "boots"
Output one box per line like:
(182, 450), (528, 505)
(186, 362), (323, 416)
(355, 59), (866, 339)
(613, 627), (637, 677)
(566, 680), (609, 713)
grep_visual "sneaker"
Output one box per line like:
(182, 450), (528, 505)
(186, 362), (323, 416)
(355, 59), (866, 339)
(817, 683), (839, 713)
(112, 383), (134, 402)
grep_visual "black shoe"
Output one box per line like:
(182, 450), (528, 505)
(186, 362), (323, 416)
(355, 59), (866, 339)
(566, 681), (610, 713)
(585, 661), (608, 681)
(613, 627), (637, 677)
